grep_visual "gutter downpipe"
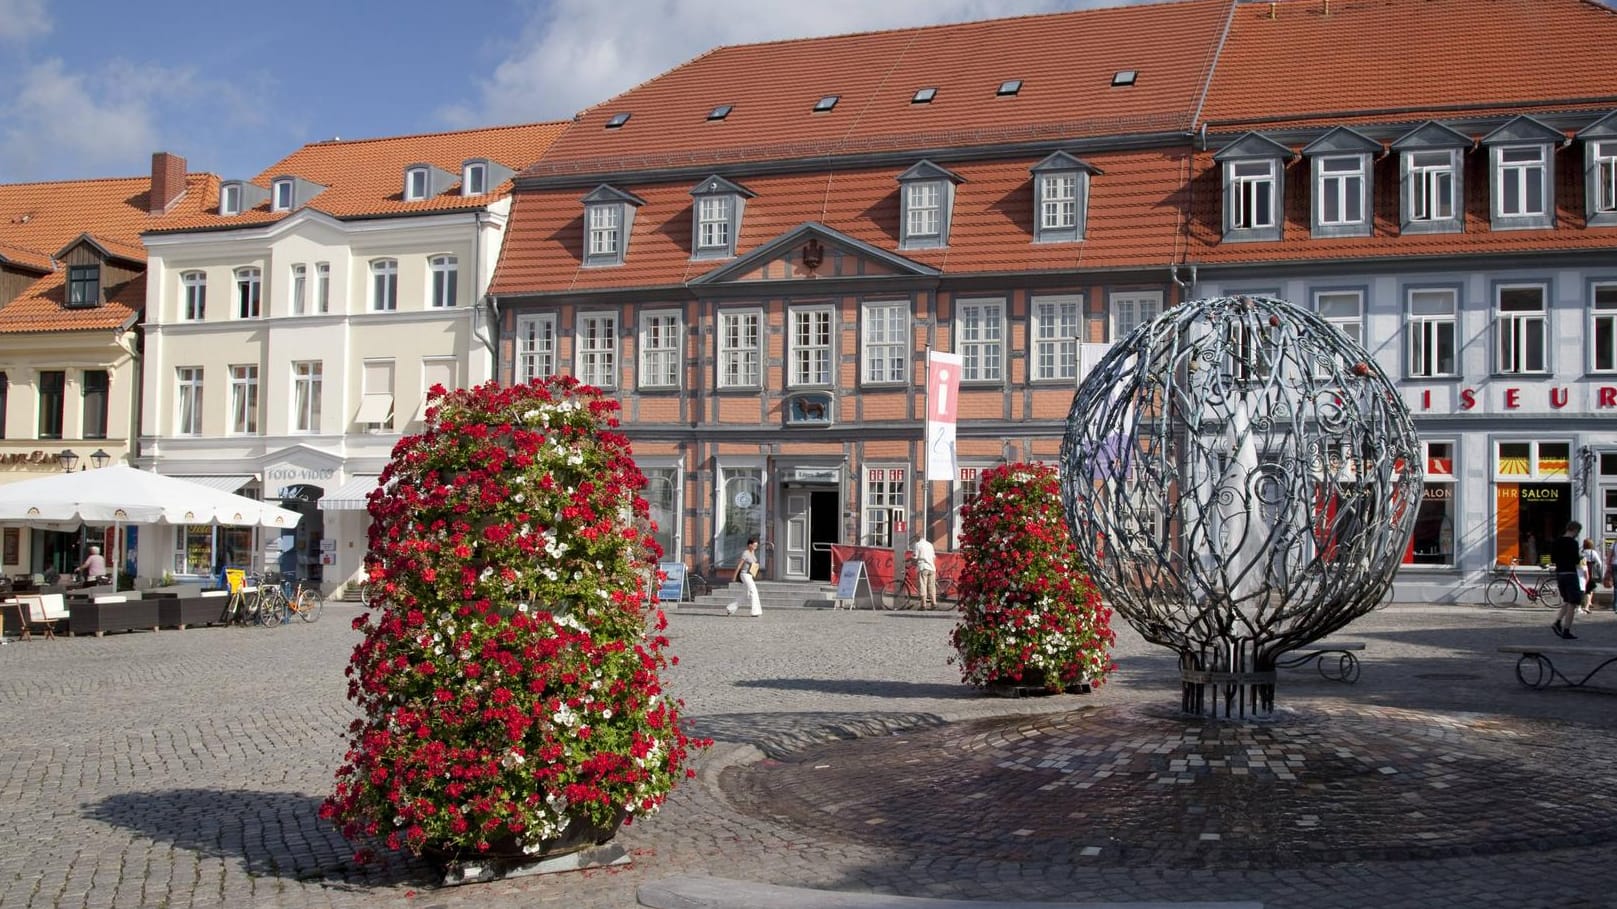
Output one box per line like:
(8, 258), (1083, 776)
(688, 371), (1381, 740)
(469, 211), (499, 382)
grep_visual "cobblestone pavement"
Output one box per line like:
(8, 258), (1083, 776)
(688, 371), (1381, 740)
(1, 601), (1614, 908)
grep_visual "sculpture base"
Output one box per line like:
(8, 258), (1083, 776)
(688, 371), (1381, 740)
(1180, 667), (1277, 719)
(439, 843), (630, 885)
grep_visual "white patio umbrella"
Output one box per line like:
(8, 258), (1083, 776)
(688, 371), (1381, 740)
(0, 465), (300, 528)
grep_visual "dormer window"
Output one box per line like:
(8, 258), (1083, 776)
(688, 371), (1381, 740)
(220, 184), (242, 216)
(463, 162), (487, 195)
(1214, 133), (1292, 242)
(580, 185), (646, 267)
(1577, 111), (1617, 226)
(405, 167), (429, 201)
(1030, 151), (1098, 244)
(1302, 127), (1378, 239)
(896, 160), (963, 250)
(1392, 121), (1470, 235)
(1482, 116), (1561, 230)
(402, 163), (455, 201)
(690, 175), (753, 260)
(66, 265), (100, 307)
(271, 178), (293, 212)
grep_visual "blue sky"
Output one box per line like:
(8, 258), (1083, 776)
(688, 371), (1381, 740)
(0, 0), (1102, 184)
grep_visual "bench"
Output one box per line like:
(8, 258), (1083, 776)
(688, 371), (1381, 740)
(1275, 641), (1365, 683)
(1499, 644), (1617, 690)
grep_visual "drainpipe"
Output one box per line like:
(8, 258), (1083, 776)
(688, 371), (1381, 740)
(469, 211), (498, 382)
(1170, 264), (1199, 301)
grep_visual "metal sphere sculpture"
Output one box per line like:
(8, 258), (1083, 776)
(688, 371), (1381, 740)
(1059, 295), (1422, 717)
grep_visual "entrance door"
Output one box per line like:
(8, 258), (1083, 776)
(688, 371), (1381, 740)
(783, 491), (810, 580)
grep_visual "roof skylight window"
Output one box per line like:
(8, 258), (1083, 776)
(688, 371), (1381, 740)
(707, 105), (733, 121)
(1111, 70), (1138, 87)
(912, 87), (937, 104)
(605, 112), (631, 129)
(997, 80), (1023, 96)
(814, 95), (839, 113)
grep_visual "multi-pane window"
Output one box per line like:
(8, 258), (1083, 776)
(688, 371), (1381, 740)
(1593, 283), (1617, 373)
(67, 265), (99, 306)
(1496, 145), (1547, 217)
(1040, 174), (1077, 230)
(641, 466), (681, 562)
(290, 264), (307, 315)
(1317, 156), (1365, 225)
(1032, 295), (1081, 381)
(292, 361), (322, 433)
(1596, 140), (1617, 215)
(696, 196), (731, 250)
(861, 301), (908, 384)
(315, 262), (331, 313)
(956, 300), (1003, 382)
(176, 367), (203, 436)
(1231, 160), (1275, 229)
(905, 182), (941, 237)
(370, 259), (397, 311)
(229, 365), (259, 435)
(37, 370), (65, 439)
(182, 271), (206, 320)
(1408, 289), (1458, 378)
(1496, 284), (1547, 375)
(790, 308), (833, 386)
(515, 314), (557, 383)
(429, 255), (457, 308)
(587, 205), (620, 257)
(578, 313), (618, 389)
(1315, 290), (1364, 346)
(81, 369), (108, 439)
(234, 267), (261, 319)
(1410, 151), (1455, 221)
(862, 466), (907, 548)
(1111, 290), (1162, 339)
(718, 310), (761, 388)
(639, 312), (680, 389)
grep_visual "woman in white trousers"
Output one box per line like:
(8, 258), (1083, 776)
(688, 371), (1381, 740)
(726, 537), (762, 616)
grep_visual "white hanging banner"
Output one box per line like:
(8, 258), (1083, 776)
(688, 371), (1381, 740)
(925, 351), (962, 481)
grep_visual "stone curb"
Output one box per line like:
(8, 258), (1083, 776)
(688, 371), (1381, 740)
(637, 875), (1264, 909)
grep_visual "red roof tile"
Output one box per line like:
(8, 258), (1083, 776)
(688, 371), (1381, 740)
(526, 0), (1231, 176)
(150, 122), (568, 233)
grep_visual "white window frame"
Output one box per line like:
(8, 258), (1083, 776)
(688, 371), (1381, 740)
(1316, 155), (1366, 227)
(955, 299), (1004, 383)
(638, 311), (681, 390)
(291, 361), (323, 433)
(578, 312), (618, 389)
(861, 465), (907, 548)
(515, 314), (557, 383)
(1494, 144), (1548, 219)
(271, 179), (293, 212)
(1495, 283), (1548, 376)
(181, 271), (206, 321)
(405, 167), (429, 201)
(717, 310), (761, 389)
(1592, 282), (1617, 373)
(229, 364), (258, 435)
(220, 184), (241, 216)
(789, 306), (833, 387)
(234, 267), (260, 319)
(290, 263), (307, 315)
(1494, 439), (1571, 481)
(315, 262), (331, 313)
(1110, 290), (1162, 340)
(463, 162), (487, 196)
(370, 258), (398, 311)
(1412, 440), (1457, 567)
(861, 300), (908, 385)
(1032, 294), (1081, 382)
(429, 255), (457, 308)
(1230, 160), (1276, 229)
(587, 204), (621, 258)
(1040, 174), (1077, 231)
(176, 367), (203, 436)
(1314, 289), (1364, 347)
(1594, 140), (1617, 216)
(419, 357), (457, 423)
(905, 182), (941, 238)
(1407, 288), (1458, 378)
(361, 359), (395, 430)
(1408, 150), (1457, 222)
(696, 196), (731, 251)
(641, 464), (683, 563)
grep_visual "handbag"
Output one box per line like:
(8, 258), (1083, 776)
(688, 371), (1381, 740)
(749, 561), (760, 578)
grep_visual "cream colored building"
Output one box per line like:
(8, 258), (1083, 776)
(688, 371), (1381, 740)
(138, 124), (564, 594)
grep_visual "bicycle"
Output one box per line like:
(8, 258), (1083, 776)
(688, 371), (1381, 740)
(881, 557), (951, 611)
(255, 575), (289, 627)
(222, 569), (260, 626)
(284, 578), (324, 623)
(1485, 559), (1563, 609)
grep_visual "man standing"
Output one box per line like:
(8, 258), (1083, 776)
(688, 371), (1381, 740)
(911, 532), (937, 610)
(78, 545), (108, 584)
(1550, 521), (1583, 639)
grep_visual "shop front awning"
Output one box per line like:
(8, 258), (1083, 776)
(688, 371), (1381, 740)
(171, 475), (254, 493)
(316, 475), (381, 511)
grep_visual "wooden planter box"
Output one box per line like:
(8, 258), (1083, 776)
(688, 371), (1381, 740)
(157, 594), (230, 629)
(67, 596), (162, 637)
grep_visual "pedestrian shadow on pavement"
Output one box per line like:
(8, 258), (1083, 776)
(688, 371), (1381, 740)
(84, 787), (437, 890)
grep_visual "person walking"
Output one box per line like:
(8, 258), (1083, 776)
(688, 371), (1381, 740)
(725, 537), (763, 617)
(1550, 521), (1583, 639)
(1607, 536), (1617, 613)
(911, 532), (937, 610)
(1579, 538), (1602, 615)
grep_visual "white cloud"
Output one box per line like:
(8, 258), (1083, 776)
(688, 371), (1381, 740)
(445, 0), (1091, 127)
(0, 0), (50, 43)
(0, 58), (187, 180)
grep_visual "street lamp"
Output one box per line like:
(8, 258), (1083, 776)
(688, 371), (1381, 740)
(57, 449), (79, 472)
(90, 448), (111, 469)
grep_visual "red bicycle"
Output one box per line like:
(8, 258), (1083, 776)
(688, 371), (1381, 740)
(1484, 559), (1563, 609)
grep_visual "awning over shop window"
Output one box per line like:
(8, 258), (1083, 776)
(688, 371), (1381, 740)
(355, 393), (394, 426)
(316, 475), (380, 511)
(171, 475), (253, 493)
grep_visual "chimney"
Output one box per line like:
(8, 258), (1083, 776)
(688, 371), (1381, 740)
(149, 151), (187, 214)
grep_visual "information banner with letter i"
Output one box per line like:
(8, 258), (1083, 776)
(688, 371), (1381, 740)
(925, 350), (962, 481)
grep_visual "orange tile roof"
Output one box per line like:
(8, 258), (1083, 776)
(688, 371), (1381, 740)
(1201, 0), (1617, 129)
(526, 0), (1231, 176)
(149, 121), (569, 233)
(491, 149), (1192, 295)
(0, 172), (217, 333)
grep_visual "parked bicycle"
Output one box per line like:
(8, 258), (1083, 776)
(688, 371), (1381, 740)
(283, 577), (324, 623)
(255, 573), (290, 627)
(1484, 559), (1563, 609)
(880, 556), (957, 610)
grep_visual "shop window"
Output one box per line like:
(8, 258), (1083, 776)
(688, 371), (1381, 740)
(1494, 439), (1572, 567)
(642, 466), (682, 563)
(1407, 441), (1455, 566)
